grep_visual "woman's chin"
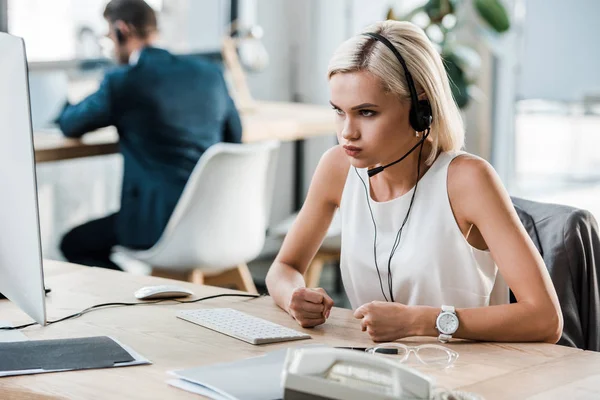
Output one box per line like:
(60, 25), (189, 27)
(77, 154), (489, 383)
(347, 158), (372, 169)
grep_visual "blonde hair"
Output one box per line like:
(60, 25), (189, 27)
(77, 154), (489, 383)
(328, 20), (464, 165)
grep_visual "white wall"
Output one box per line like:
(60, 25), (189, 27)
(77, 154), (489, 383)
(517, 0), (600, 102)
(288, 0), (347, 199)
(160, 0), (229, 53)
(243, 0), (295, 231)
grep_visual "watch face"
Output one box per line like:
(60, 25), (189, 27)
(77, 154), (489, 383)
(438, 312), (458, 334)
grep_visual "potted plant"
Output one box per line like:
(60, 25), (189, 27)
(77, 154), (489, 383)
(387, 0), (511, 109)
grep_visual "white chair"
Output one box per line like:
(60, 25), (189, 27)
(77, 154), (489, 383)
(115, 141), (280, 293)
(271, 210), (341, 288)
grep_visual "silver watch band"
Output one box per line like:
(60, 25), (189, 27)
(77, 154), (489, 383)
(441, 305), (455, 313)
(438, 333), (452, 343)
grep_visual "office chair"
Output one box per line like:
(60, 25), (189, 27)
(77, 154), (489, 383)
(115, 141), (280, 293)
(512, 197), (600, 351)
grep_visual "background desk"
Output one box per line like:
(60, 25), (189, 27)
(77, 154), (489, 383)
(33, 101), (336, 163)
(1, 261), (600, 399)
(34, 100), (336, 212)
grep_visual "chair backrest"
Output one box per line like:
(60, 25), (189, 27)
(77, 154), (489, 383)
(512, 197), (600, 351)
(143, 141), (280, 269)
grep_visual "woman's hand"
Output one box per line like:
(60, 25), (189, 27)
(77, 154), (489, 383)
(288, 287), (334, 328)
(354, 301), (418, 342)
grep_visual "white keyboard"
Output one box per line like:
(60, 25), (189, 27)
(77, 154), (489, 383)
(176, 308), (311, 345)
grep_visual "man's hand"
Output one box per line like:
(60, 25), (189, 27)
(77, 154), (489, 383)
(288, 287), (334, 328)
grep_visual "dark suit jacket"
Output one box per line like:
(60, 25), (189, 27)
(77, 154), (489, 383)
(58, 47), (242, 249)
(512, 197), (600, 351)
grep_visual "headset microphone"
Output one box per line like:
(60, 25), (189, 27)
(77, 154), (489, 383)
(367, 130), (430, 178)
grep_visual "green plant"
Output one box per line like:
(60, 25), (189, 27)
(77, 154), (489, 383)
(387, 0), (510, 108)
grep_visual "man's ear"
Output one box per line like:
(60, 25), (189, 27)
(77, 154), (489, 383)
(114, 20), (131, 39)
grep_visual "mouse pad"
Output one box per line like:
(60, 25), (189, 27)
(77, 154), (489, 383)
(0, 336), (135, 372)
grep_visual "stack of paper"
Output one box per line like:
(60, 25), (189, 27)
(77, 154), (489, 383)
(168, 348), (289, 400)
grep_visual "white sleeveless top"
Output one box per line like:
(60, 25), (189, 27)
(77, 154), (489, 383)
(339, 151), (509, 310)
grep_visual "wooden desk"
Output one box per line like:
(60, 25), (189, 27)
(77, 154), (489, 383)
(1, 261), (600, 399)
(33, 101), (336, 163)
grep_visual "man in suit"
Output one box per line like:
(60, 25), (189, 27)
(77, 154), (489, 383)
(59, 0), (242, 270)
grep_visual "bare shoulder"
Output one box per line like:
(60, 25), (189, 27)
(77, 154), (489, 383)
(310, 145), (351, 208)
(447, 152), (508, 224)
(447, 153), (497, 190)
(320, 144), (351, 175)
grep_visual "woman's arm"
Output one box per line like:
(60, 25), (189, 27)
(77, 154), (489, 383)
(418, 155), (563, 342)
(266, 146), (348, 326)
(355, 155), (563, 343)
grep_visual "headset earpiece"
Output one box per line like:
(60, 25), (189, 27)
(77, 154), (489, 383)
(115, 28), (125, 45)
(409, 99), (433, 133)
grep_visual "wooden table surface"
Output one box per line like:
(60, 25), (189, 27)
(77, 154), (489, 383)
(33, 101), (336, 163)
(1, 261), (599, 399)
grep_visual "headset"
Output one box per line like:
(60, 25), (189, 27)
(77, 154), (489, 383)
(363, 32), (432, 178)
(363, 33), (432, 133)
(115, 27), (126, 45)
(355, 31), (433, 302)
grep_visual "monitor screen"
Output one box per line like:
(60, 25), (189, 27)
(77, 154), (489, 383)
(0, 32), (47, 325)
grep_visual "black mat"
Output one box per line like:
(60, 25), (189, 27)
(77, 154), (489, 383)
(0, 336), (135, 372)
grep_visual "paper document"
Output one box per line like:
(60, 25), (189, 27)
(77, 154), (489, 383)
(169, 348), (289, 400)
(168, 379), (235, 400)
(0, 321), (28, 342)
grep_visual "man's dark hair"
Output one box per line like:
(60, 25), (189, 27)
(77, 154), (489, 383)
(103, 0), (157, 38)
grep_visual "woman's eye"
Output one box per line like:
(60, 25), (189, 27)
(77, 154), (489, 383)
(359, 110), (376, 117)
(332, 107), (344, 116)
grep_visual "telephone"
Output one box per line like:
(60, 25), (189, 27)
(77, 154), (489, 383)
(281, 347), (435, 400)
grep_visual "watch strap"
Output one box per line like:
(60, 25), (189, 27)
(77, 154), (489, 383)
(441, 305), (455, 313)
(438, 333), (451, 343)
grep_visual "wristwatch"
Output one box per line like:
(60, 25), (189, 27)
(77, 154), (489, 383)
(435, 305), (459, 343)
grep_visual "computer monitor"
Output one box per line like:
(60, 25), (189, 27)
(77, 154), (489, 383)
(0, 32), (46, 325)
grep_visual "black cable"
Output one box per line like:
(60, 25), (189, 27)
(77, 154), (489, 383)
(355, 166), (389, 302)
(386, 130), (428, 302)
(356, 128), (430, 303)
(0, 293), (262, 331)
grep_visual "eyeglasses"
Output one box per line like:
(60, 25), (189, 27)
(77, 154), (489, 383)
(365, 343), (459, 368)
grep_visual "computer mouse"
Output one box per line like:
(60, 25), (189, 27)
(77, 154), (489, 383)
(134, 285), (194, 300)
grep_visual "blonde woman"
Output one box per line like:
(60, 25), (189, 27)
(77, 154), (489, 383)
(266, 21), (562, 344)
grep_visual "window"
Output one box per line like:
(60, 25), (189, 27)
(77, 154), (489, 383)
(510, 0), (600, 220)
(9, 0), (108, 61)
(8, 0), (229, 62)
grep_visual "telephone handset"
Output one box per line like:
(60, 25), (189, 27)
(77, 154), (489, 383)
(281, 347), (434, 400)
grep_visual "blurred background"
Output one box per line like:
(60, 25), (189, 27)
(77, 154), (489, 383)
(3, 0), (600, 307)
